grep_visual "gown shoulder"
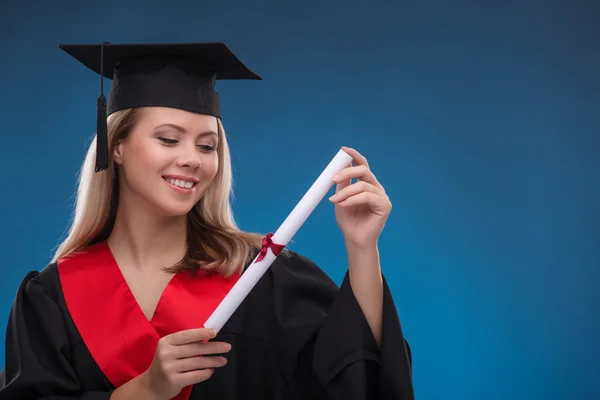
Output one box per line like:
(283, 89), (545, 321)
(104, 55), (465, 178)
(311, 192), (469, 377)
(0, 264), (114, 399)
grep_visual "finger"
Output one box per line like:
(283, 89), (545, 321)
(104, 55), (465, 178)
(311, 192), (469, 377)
(334, 165), (382, 189)
(329, 181), (384, 204)
(167, 328), (216, 346)
(334, 175), (351, 194)
(174, 341), (232, 359)
(175, 355), (228, 373)
(334, 160), (352, 194)
(341, 146), (370, 169)
(338, 191), (391, 213)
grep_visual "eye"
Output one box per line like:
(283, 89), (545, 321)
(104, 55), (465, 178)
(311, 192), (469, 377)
(197, 144), (216, 152)
(158, 137), (178, 145)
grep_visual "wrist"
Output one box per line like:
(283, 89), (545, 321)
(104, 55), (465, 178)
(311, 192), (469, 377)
(346, 240), (380, 269)
(110, 371), (164, 400)
(341, 226), (379, 248)
(345, 239), (379, 254)
(137, 371), (164, 400)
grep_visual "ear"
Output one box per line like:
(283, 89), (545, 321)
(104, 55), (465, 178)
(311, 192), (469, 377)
(112, 139), (125, 165)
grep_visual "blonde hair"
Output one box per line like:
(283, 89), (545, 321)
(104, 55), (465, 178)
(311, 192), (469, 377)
(52, 107), (274, 276)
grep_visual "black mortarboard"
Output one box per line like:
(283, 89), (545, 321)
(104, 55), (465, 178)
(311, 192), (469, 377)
(58, 42), (261, 172)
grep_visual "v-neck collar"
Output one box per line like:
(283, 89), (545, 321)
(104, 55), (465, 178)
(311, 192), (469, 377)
(103, 240), (179, 324)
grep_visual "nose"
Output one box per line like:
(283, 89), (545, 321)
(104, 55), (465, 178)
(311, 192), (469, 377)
(175, 143), (201, 170)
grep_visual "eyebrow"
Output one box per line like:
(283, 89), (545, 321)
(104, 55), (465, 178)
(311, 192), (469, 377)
(154, 123), (218, 138)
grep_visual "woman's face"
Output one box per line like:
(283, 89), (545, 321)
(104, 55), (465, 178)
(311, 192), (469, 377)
(113, 107), (219, 217)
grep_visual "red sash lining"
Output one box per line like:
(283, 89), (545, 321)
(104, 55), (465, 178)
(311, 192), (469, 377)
(58, 241), (239, 400)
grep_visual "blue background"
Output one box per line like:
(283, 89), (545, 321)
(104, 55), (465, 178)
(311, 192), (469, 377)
(0, 1), (598, 399)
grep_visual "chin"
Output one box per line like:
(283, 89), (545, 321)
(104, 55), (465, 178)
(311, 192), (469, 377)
(155, 201), (197, 218)
(152, 183), (205, 218)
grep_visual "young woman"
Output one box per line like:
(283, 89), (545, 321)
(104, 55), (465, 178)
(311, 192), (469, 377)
(0, 42), (414, 400)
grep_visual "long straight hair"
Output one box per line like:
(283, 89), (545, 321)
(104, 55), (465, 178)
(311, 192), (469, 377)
(51, 108), (272, 276)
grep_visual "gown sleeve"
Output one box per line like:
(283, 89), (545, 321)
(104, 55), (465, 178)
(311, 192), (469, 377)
(271, 252), (414, 400)
(0, 271), (114, 400)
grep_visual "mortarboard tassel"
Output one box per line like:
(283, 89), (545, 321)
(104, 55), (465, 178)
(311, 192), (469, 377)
(95, 42), (109, 172)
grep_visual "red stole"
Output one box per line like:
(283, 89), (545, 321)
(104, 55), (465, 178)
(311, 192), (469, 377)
(57, 241), (240, 400)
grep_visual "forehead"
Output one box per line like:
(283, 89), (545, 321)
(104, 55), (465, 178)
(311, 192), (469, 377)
(138, 106), (219, 132)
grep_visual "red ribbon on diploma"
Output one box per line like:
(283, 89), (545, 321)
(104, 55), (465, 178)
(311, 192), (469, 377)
(257, 233), (285, 261)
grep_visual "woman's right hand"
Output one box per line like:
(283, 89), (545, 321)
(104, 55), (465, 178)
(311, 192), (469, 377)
(142, 327), (231, 400)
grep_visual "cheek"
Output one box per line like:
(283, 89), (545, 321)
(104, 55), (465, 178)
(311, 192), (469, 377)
(206, 156), (219, 179)
(126, 143), (168, 173)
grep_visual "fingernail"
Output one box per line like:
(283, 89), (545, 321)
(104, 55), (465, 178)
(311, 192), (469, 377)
(223, 343), (231, 351)
(210, 329), (216, 337)
(328, 195), (336, 202)
(333, 174), (340, 182)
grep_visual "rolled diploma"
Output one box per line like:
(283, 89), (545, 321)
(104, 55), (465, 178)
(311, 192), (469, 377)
(204, 148), (353, 332)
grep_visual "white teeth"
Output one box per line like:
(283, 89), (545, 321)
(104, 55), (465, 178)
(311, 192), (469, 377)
(165, 178), (195, 189)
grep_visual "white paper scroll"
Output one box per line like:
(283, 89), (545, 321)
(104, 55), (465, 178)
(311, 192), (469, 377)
(203, 148), (353, 332)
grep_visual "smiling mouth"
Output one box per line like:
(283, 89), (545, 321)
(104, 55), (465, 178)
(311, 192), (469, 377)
(162, 177), (198, 189)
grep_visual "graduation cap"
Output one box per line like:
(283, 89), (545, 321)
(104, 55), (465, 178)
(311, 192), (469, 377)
(59, 42), (262, 172)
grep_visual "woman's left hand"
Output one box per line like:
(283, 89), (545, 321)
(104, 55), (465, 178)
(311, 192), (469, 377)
(329, 146), (392, 249)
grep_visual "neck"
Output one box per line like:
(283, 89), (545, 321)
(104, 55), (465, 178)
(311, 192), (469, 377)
(107, 193), (188, 272)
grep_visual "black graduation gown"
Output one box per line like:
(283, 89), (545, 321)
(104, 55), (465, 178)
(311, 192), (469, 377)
(0, 246), (413, 400)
